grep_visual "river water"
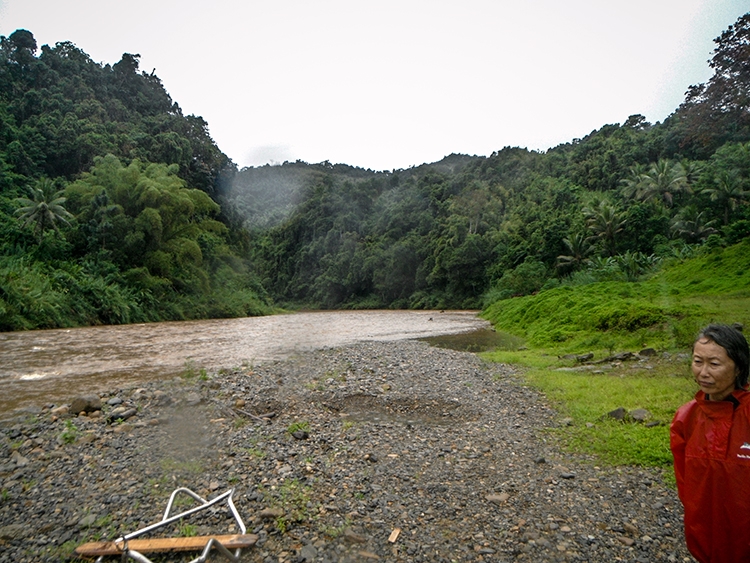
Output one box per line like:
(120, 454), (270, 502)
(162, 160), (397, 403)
(0, 310), (490, 419)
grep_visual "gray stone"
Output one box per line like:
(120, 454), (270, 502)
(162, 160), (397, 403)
(50, 404), (69, 416)
(605, 407), (627, 421)
(70, 395), (102, 414)
(299, 544), (318, 561)
(343, 528), (367, 544)
(0, 524), (28, 540)
(629, 408), (652, 422)
(260, 507), (285, 520)
(185, 392), (202, 406)
(108, 407), (137, 422)
(78, 514), (98, 527)
(10, 450), (29, 467)
(486, 492), (510, 504)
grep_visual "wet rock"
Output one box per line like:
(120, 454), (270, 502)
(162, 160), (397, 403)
(70, 395), (102, 414)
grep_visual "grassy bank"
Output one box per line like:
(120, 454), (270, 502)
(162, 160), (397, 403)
(480, 241), (750, 472)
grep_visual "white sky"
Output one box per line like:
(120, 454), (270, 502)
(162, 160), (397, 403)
(0, 1), (748, 171)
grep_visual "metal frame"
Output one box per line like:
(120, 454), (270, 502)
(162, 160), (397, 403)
(94, 487), (248, 563)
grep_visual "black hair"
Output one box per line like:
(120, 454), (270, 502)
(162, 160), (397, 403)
(695, 323), (750, 389)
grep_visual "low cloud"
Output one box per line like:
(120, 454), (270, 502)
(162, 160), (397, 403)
(243, 143), (295, 168)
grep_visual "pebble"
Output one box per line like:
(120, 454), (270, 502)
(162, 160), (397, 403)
(0, 340), (692, 563)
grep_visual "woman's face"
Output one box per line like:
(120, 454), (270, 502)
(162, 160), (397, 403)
(692, 337), (739, 401)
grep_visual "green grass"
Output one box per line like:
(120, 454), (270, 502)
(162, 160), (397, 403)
(287, 420), (310, 435)
(483, 240), (750, 353)
(481, 241), (750, 471)
(178, 521), (198, 537)
(59, 419), (78, 444)
(258, 478), (315, 534)
(485, 349), (695, 468)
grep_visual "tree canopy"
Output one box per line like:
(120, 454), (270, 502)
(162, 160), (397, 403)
(0, 31), (268, 330)
(2, 14), (750, 329)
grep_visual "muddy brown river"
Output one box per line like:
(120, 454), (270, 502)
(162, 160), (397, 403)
(0, 310), (490, 419)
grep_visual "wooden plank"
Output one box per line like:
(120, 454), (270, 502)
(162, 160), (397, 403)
(75, 534), (257, 556)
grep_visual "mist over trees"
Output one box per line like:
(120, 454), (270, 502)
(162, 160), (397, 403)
(1, 13), (750, 329)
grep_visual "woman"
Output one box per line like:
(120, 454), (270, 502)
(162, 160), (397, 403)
(670, 323), (750, 563)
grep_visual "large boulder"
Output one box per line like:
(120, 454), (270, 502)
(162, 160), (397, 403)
(69, 395), (102, 414)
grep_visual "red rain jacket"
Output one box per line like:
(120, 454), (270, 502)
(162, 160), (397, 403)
(670, 389), (750, 563)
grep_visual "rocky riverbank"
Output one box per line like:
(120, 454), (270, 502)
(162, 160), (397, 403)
(0, 340), (693, 563)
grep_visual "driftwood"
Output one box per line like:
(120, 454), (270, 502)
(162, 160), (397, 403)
(233, 407), (276, 422)
(75, 534), (257, 557)
(210, 399), (276, 423)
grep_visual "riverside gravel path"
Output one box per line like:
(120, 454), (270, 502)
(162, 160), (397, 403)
(0, 340), (694, 563)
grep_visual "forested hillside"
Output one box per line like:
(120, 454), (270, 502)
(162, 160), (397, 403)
(1, 13), (749, 329)
(241, 12), (750, 309)
(0, 30), (271, 330)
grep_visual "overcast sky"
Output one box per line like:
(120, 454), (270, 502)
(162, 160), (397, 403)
(0, 1), (748, 171)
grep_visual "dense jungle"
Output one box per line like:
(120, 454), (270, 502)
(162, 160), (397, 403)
(1, 13), (750, 331)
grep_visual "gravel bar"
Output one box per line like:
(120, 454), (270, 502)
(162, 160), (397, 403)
(0, 340), (694, 563)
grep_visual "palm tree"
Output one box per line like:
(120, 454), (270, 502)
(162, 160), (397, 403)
(15, 178), (74, 243)
(619, 163), (648, 200)
(556, 232), (595, 271)
(701, 170), (750, 225)
(636, 159), (689, 207)
(679, 158), (704, 186)
(583, 200), (626, 256)
(671, 205), (718, 243)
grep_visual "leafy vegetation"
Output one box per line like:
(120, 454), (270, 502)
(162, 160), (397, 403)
(234, 14), (750, 310)
(0, 29), (271, 330)
(286, 420), (310, 435)
(1, 13), (750, 329)
(59, 419), (78, 444)
(483, 240), (750, 352)
(481, 240), (750, 469)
